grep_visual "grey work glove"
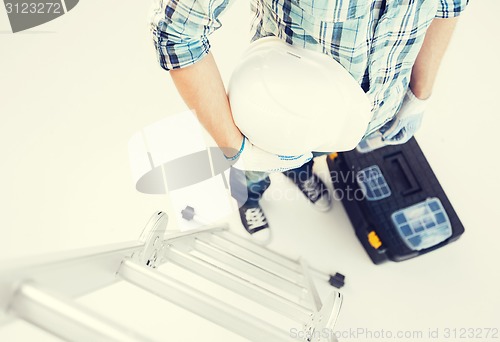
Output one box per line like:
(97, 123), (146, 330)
(381, 88), (428, 145)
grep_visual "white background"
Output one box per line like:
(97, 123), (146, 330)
(0, 0), (499, 341)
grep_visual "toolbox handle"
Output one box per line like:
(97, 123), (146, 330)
(386, 154), (421, 196)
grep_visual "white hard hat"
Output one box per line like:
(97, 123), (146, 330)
(228, 36), (372, 156)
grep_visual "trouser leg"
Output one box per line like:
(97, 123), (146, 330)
(230, 168), (271, 207)
(282, 158), (314, 183)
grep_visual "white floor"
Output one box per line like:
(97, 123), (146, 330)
(1, 0), (499, 341)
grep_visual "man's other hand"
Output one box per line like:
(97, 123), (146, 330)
(381, 88), (427, 145)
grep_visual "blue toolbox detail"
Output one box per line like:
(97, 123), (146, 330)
(356, 165), (392, 201)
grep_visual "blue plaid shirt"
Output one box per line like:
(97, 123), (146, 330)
(150, 0), (468, 135)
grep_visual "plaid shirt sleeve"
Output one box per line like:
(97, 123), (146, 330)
(150, 0), (232, 70)
(436, 0), (469, 18)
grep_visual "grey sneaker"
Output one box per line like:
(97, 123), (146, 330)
(294, 174), (332, 212)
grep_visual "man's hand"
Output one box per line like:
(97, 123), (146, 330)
(379, 16), (459, 145)
(380, 16), (459, 145)
(227, 137), (313, 172)
(381, 88), (427, 145)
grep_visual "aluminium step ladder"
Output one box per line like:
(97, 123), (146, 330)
(0, 212), (343, 342)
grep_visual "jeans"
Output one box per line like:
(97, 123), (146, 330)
(229, 152), (329, 207)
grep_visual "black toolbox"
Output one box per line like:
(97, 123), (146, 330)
(327, 137), (465, 264)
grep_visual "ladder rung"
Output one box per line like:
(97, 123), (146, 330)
(118, 259), (291, 342)
(199, 234), (306, 285)
(9, 282), (155, 342)
(166, 246), (313, 322)
(214, 231), (332, 283)
(193, 238), (307, 299)
(215, 231), (302, 271)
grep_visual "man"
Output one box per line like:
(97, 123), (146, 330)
(149, 0), (468, 241)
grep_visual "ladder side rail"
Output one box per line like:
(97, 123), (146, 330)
(9, 281), (157, 342)
(0, 211), (170, 325)
(119, 259), (292, 342)
(0, 241), (144, 325)
(313, 291), (343, 342)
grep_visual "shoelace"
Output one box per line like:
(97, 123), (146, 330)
(300, 176), (321, 202)
(245, 207), (267, 230)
